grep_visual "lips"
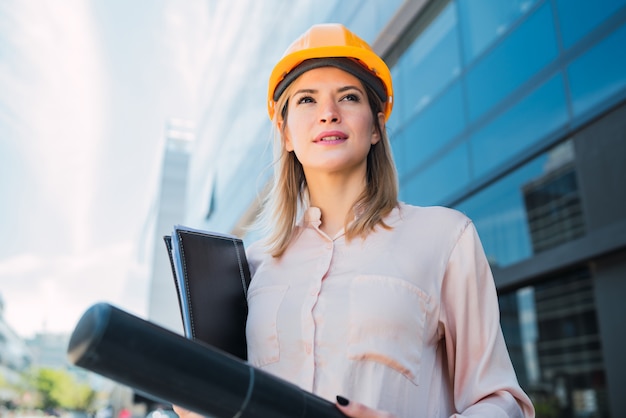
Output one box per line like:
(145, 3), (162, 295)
(315, 131), (348, 142)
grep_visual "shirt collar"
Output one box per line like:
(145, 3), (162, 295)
(300, 205), (360, 231)
(303, 206), (322, 227)
(298, 203), (403, 237)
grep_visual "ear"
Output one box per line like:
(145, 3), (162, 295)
(371, 112), (385, 145)
(279, 120), (294, 152)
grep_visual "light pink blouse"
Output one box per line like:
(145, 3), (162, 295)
(245, 203), (535, 417)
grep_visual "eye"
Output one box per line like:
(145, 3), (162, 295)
(296, 95), (315, 104)
(341, 93), (361, 102)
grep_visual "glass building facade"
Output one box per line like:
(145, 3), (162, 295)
(182, 1), (626, 416)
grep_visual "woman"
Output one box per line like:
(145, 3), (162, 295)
(180, 23), (535, 417)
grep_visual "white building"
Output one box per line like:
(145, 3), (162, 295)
(146, 119), (195, 333)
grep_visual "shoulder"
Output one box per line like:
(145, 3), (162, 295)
(245, 238), (268, 261)
(395, 202), (472, 234)
(244, 239), (271, 274)
(377, 203), (476, 260)
(396, 202), (468, 220)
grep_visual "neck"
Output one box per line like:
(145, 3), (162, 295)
(306, 172), (366, 237)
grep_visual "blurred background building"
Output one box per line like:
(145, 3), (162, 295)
(147, 119), (195, 333)
(145, 0), (626, 417)
(0, 295), (32, 405)
(0, 294), (115, 414)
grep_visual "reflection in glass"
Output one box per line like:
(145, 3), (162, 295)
(522, 155), (585, 253)
(458, 0), (537, 63)
(394, 2), (460, 127)
(400, 141), (470, 206)
(347, 0), (405, 44)
(393, 81), (465, 178)
(470, 73), (568, 179)
(458, 140), (585, 267)
(499, 289), (533, 388)
(500, 268), (610, 417)
(568, 22), (626, 117)
(465, 2), (558, 121)
(555, 0), (626, 48)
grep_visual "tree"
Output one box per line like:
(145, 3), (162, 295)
(31, 368), (95, 411)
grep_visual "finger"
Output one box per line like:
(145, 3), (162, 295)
(335, 396), (395, 418)
(171, 405), (203, 418)
(171, 405), (184, 415)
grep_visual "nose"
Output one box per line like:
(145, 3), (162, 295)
(319, 98), (340, 124)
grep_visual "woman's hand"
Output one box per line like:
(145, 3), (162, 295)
(335, 396), (397, 418)
(171, 405), (203, 418)
(173, 398), (397, 418)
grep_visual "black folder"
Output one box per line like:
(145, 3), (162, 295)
(164, 226), (251, 360)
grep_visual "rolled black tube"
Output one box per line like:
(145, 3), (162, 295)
(67, 303), (345, 418)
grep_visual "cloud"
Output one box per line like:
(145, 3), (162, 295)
(0, 0), (218, 339)
(0, 0), (107, 255)
(0, 242), (149, 339)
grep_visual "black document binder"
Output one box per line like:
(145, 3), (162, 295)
(164, 226), (251, 361)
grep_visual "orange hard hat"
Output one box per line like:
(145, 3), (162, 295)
(268, 23), (394, 121)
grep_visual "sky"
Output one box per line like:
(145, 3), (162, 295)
(0, 0), (214, 338)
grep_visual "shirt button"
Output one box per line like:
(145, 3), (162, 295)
(305, 342), (312, 355)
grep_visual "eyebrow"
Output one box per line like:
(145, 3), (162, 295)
(293, 85), (364, 96)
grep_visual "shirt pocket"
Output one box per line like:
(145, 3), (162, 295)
(347, 275), (429, 385)
(246, 284), (288, 367)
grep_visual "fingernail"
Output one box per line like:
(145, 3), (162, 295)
(336, 395), (350, 406)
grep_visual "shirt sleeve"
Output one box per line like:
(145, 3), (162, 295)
(439, 221), (535, 418)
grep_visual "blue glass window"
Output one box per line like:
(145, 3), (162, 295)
(457, 140), (584, 267)
(394, 2), (461, 127)
(458, 164), (535, 267)
(394, 81), (465, 174)
(568, 22), (626, 117)
(390, 123), (408, 178)
(499, 269), (609, 417)
(465, 2), (558, 122)
(400, 141), (470, 206)
(348, 0), (405, 43)
(556, 0), (626, 48)
(458, 0), (538, 64)
(470, 74), (569, 179)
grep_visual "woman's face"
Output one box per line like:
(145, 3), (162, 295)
(281, 66), (383, 178)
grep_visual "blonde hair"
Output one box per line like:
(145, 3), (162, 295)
(256, 77), (399, 258)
